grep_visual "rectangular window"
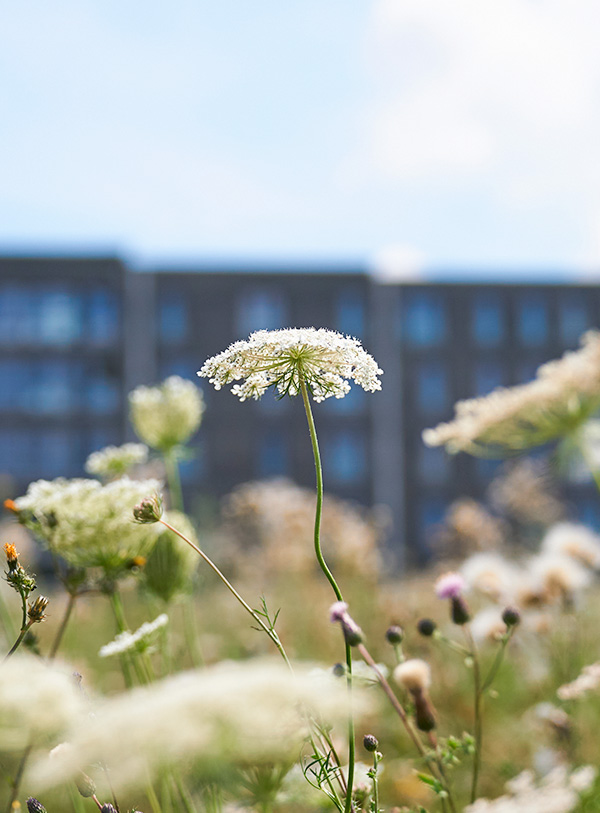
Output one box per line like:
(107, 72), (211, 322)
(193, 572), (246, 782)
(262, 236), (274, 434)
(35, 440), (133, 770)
(336, 290), (365, 338)
(323, 429), (367, 486)
(38, 288), (82, 346)
(257, 431), (289, 478)
(559, 294), (590, 347)
(88, 288), (120, 346)
(416, 360), (449, 414)
(0, 429), (34, 479)
(473, 361), (507, 397)
(86, 369), (120, 415)
(159, 293), (188, 344)
(417, 445), (450, 485)
(400, 291), (447, 347)
(517, 295), (548, 347)
(0, 286), (36, 345)
(471, 295), (504, 347)
(236, 289), (287, 337)
(37, 428), (77, 478)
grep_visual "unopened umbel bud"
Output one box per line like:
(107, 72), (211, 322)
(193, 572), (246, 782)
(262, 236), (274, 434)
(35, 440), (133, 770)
(28, 595), (49, 623)
(133, 494), (163, 524)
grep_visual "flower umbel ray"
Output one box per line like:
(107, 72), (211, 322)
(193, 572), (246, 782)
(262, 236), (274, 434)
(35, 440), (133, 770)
(198, 328), (382, 402)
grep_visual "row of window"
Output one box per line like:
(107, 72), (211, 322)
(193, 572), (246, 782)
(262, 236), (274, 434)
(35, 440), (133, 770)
(159, 288), (366, 344)
(399, 291), (594, 349)
(0, 285), (120, 347)
(0, 359), (121, 415)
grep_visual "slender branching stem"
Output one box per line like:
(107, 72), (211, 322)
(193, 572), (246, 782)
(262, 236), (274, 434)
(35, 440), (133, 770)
(157, 519), (292, 670)
(481, 629), (515, 693)
(298, 374), (355, 813)
(3, 619), (34, 661)
(48, 591), (77, 660)
(464, 626), (483, 804)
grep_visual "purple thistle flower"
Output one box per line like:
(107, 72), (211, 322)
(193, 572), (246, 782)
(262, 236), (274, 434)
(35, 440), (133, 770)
(329, 601), (349, 623)
(435, 572), (466, 600)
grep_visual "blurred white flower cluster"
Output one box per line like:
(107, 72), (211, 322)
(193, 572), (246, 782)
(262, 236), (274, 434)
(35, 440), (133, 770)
(99, 613), (169, 658)
(424, 331), (600, 455)
(14, 476), (162, 573)
(465, 765), (596, 812)
(85, 442), (149, 480)
(129, 376), (204, 451)
(557, 662), (600, 701)
(198, 327), (382, 402)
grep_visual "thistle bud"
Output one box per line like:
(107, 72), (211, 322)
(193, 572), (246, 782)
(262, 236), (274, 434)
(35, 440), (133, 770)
(28, 595), (49, 623)
(451, 595), (471, 626)
(385, 625), (404, 644)
(75, 771), (96, 798)
(502, 606), (521, 627)
(413, 691), (437, 732)
(332, 662), (346, 677)
(394, 659), (437, 731)
(363, 734), (378, 752)
(133, 494), (163, 524)
(26, 799), (47, 813)
(101, 806), (118, 813)
(417, 618), (437, 637)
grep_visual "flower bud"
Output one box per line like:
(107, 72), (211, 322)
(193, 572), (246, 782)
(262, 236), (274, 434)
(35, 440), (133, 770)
(502, 606), (521, 627)
(329, 601), (364, 647)
(413, 691), (437, 732)
(332, 662), (346, 678)
(28, 595), (49, 623)
(101, 806), (118, 813)
(133, 494), (163, 524)
(3, 542), (18, 571)
(75, 772), (96, 798)
(363, 734), (378, 752)
(385, 625), (404, 644)
(417, 618), (437, 637)
(26, 799), (47, 813)
(451, 595), (471, 626)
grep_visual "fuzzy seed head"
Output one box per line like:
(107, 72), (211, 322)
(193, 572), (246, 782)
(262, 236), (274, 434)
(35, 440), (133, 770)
(393, 659), (431, 693)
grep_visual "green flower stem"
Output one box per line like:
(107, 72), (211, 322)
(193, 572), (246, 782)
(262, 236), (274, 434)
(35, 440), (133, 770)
(182, 600), (204, 668)
(164, 447), (184, 512)
(371, 750), (380, 813)
(48, 592), (77, 660)
(107, 588), (146, 687)
(481, 628), (516, 693)
(3, 619), (34, 661)
(298, 375), (355, 813)
(0, 586), (15, 642)
(157, 519), (292, 670)
(464, 626), (483, 804)
(356, 643), (457, 813)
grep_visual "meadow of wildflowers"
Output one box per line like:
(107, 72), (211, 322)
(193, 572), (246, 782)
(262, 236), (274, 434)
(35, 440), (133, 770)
(1, 332), (600, 812)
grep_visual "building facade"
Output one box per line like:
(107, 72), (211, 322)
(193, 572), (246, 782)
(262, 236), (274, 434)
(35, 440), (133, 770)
(1, 256), (598, 567)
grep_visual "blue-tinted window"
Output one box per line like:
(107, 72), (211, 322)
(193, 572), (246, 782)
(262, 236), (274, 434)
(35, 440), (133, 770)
(324, 430), (367, 485)
(159, 356), (198, 381)
(559, 295), (590, 346)
(517, 295), (548, 347)
(473, 361), (507, 397)
(34, 359), (79, 415)
(323, 384), (366, 414)
(416, 361), (449, 414)
(0, 429), (33, 478)
(417, 445), (450, 485)
(474, 457), (503, 481)
(472, 295), (504, 347)
(0, 360), (32, 411)
(38, 289), (82, 346)
(86, 371), (120, 414)
(257, 431), (289, 477)
(575, 499), (600, 531)
(336, 291), (365, 338)
(417, 497), (447, 559)
(516, 360), (540, 384)
(236, 289), (287, 336)
(159, 294), (188, 344)
(0, 286), (36, 345)
(85, 428), (120, 459)
(180, 441), (206, 484)
(401, 292), (446, 347)
(88, 289), (119, 346)
(37, 428), (76, 477)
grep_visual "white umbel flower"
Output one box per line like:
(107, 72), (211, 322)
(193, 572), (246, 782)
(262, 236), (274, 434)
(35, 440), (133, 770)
(129, 376), (204, 450)
(198, 327), (382, 402)
(14, 476), (162, 573)
(541, 523), (600, 570)
(85, 443), (149, 480)
(424, 331), (600, 455)
(99, 614), (169, 658)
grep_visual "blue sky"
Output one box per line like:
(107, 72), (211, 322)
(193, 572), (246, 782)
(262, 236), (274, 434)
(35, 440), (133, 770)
(2, 1), (600, 277)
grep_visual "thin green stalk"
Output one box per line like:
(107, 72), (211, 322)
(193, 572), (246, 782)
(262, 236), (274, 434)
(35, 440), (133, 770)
(164, 448), (184, 512)
(157, 519), (291, 670)
(481, 629), (515, 693)
(172, 770), (197, 813)
(298, 375), (354, 813)
(182, 600), (203, 668)
(48, 592), (77, 660)
(107, 589), (137, 688)
(464, 627), (483, 804)
(3, 620), (33, 661)
(0, 586), (15, 642)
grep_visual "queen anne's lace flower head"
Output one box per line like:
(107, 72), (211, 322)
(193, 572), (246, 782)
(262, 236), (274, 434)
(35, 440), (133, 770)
(198, 328), (382, 402)
(423, 331), (600, 456)
(85, 443), (149, 480)
(14, 476), (162, 575)
(99, 613), (169, 658)
(129, 376), (204, 451)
